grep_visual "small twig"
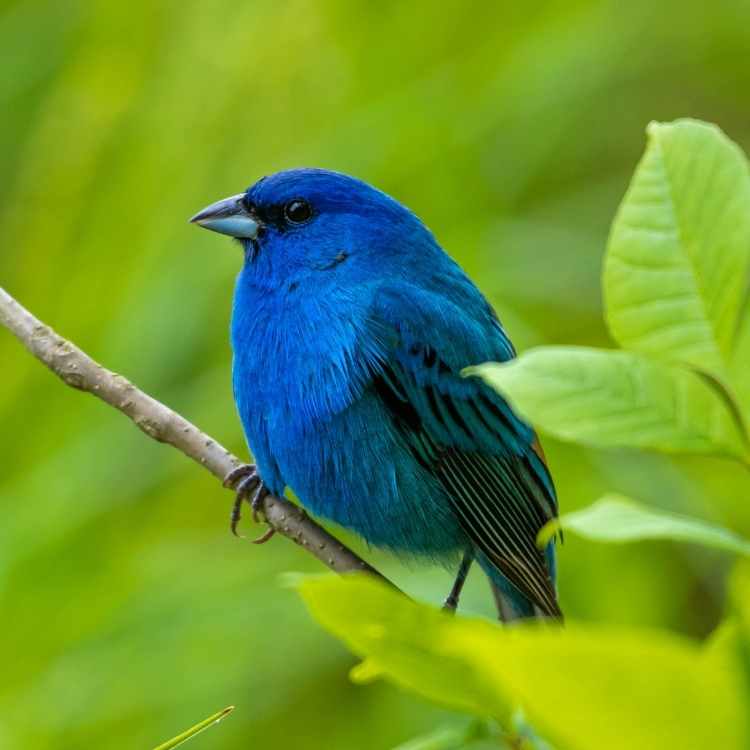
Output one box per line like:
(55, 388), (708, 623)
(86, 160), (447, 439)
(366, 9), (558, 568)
(0, 285), (389, 581)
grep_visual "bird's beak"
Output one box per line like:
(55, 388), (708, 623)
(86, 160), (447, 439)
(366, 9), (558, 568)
(189, 194), (260, 239)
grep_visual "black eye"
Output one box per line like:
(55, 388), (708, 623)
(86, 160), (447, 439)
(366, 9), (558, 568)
(284, 199), (312, 224)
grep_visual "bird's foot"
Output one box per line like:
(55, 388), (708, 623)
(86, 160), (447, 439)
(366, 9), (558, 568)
(222, 464), (274, 542)
(443, 592), (459, 612)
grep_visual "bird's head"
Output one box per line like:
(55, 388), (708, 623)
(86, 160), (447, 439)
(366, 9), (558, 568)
(190, 168), (437, 288)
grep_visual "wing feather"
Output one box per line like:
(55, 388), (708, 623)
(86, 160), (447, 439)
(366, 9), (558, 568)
(371, 355), (561, 617)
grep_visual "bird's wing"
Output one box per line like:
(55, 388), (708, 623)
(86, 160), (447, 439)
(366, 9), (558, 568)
(368, 283), (560, 616)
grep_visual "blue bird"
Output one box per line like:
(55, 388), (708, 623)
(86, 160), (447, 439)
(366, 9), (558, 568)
(191, 169), (561, 620)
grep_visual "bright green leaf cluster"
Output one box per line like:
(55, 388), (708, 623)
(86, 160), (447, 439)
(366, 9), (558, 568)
(468, 119), (750, 462)
(296, 573), (749, 750)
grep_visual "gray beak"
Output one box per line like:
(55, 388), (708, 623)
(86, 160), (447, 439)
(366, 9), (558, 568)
(190, 193), (260, 239)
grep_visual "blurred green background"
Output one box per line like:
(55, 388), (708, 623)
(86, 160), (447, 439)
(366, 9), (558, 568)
(1, 1), (750, 747)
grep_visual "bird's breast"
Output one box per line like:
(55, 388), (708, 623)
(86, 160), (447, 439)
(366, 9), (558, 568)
(230, 282), (375, 441)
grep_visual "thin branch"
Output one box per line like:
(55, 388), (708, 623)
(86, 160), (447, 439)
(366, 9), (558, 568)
(0, 285), (388, 581)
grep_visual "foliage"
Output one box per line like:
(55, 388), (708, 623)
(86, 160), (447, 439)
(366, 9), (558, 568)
(296, 573), (749, 750)
(469, 121), (750, 464)
(606, 121), (750, 380)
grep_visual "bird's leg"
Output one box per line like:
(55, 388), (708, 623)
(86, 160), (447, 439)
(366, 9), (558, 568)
(222, 463), (274, 542)
(443, 550), (474, 612)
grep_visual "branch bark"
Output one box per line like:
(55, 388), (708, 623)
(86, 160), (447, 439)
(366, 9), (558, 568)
(0, 285), (388, 581)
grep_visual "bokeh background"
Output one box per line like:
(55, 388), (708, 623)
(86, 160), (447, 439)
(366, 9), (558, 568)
(2, 1), (750, 747)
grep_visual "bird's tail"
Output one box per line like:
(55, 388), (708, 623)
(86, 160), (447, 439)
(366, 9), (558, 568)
(477, 544), (561, 622)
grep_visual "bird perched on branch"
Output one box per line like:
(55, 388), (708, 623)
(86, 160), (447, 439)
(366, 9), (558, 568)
(191, 169), (561, 620)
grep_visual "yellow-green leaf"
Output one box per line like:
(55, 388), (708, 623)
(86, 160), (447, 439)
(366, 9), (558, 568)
(296, 574), (747, 750)
(297, 575), (513, 722)
(604, 119), (750, 379)
(466, 347), (747, 459)
(538, 495), (750, 554)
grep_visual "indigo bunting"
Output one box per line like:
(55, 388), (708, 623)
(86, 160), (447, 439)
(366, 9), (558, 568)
(191, 169), (561, 620)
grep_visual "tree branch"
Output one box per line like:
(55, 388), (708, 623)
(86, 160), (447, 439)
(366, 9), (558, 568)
(0, 285), (389, 581)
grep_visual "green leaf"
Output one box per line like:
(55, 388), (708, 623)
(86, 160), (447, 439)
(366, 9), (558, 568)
(538, 494), (750, 554)
(466, 347), (747, 458)
(604, 119), (750, 379)
(296, 574), (747, 750)
(152, 706), (234, 750)
(298, 574), (514, 723)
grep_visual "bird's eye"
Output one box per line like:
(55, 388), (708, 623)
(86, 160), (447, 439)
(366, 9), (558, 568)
(284, 199), (313, 224)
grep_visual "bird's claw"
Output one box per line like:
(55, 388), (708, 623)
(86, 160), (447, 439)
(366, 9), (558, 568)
(223, 463), (259, 493)
(249, 482), (270, 523)
(223, 464), (274, 541)
(251, 527), (276, 544)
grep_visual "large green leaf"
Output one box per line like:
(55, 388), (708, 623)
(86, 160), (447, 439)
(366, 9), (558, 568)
(538, 494), (750, 554)
(466, 347), (747, 459)
(604, 119), (750, 379)
(294, 573), (514, 723)
(296, 574), (747, 750)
